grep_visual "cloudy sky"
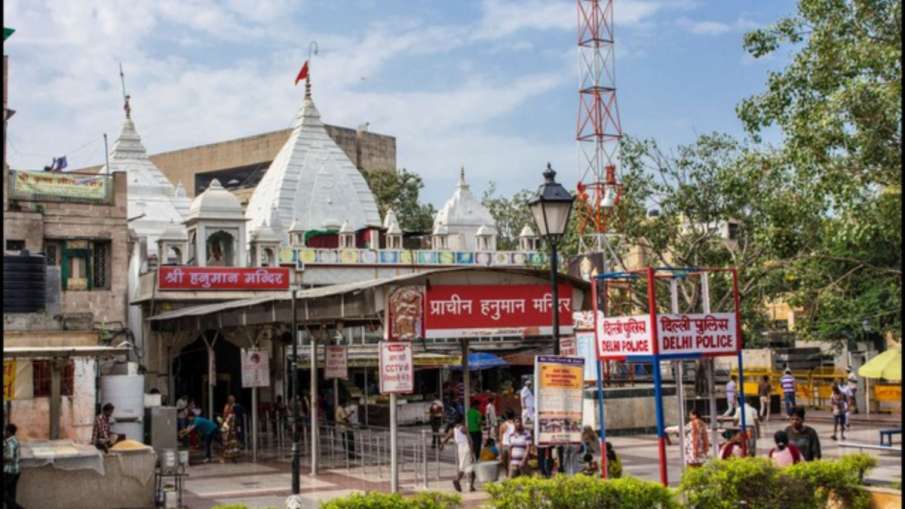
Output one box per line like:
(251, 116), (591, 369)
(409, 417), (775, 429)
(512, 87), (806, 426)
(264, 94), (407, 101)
(4, 0), (794, 206)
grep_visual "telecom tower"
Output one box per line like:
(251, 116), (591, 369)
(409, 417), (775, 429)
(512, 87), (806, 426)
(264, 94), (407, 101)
(576, 0), (622, 258)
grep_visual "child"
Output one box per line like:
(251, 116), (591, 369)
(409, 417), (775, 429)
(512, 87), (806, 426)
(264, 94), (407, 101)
(580, 453), (599, 476)
(479, 437), (499, 461)
(830, 385), (847, 441)
(768, 430), (802, 467)
(605, 442), (622, 478)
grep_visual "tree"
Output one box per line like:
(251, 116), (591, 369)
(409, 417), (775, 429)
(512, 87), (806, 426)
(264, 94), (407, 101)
(599, 133), (816, 343)
(362, 168), (436, 233)
(738, 0), (902, 344)
(481, 182), (535, 251)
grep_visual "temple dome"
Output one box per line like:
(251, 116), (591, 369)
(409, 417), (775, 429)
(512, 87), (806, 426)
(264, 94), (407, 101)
(244, 86), (381, 241)
(187, 179), (244, 221)
(159, 220), (188, 241)
(432, 168), (496, 250)
(250, 222), (281, 243)
(102, 113), (191, 254)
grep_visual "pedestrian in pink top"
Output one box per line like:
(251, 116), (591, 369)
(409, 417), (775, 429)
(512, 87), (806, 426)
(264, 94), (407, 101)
(768, 430), (802, 467)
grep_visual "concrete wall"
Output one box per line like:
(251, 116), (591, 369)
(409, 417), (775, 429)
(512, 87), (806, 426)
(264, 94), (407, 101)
(19, 448), (156, 509)
(582, 386), (679, 435)
(3, 171), (129, 324)
(8, 357), (97, 443)
(139, 124), (395, 197)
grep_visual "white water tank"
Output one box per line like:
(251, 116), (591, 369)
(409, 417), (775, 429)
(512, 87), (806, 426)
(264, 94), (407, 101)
(101, 375), (145, 440)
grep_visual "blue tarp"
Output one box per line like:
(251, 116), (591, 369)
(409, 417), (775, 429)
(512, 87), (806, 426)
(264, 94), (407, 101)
(450, 352), (509, 371)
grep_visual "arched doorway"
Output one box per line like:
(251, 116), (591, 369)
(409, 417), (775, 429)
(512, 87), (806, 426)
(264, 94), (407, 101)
(171, 333), (243, 420)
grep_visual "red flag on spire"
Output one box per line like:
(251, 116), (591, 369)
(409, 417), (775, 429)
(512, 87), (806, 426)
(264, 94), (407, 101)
(294, 61), (309, 86)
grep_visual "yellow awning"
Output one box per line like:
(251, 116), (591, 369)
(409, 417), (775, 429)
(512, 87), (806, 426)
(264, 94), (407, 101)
(858, 345), (901, 381)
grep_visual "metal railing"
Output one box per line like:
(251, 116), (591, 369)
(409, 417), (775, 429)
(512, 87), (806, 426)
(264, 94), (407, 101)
(235, 415), (456, 488)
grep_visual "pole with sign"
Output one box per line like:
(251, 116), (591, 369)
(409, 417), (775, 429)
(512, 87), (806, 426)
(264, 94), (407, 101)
(593, 267), (744, 486)
(241, 349), (270, 463)
(379, 341), (414, 493)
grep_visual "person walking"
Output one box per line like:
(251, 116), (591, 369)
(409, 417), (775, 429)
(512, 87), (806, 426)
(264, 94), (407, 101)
(507, 418), (532, 478)
(428, 398), (445, 449)
(830, 385), (848, 441)
(780, 369), (797, 417)
(838, 379), (854, 430)
(768, 430), (802, 467)
(519, 378), (535, 426)
(685, 408), (710, 467)
(758, 375), (772, 422)
(344, 399), (359, 460)
(498, 410), (516, 477)
(4, 423), (23, 509)
(723, 375), (738, 417)
(466, 398), (483, 460)
(785, 406), (821, 461)
(441, 417), (476, 492)
(846, 369), (859, 414)
(334, 399), (353, 460)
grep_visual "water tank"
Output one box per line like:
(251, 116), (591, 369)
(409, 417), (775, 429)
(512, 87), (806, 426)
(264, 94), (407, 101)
(101, 375), (146, 441)
(3, 250), (47, 313)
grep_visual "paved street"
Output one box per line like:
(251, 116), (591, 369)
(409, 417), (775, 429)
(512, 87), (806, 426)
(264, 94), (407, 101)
(181, 414), (901, 509)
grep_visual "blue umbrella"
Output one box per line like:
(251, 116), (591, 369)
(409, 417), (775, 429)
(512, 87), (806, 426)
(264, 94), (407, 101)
(451, 352), (509, 371)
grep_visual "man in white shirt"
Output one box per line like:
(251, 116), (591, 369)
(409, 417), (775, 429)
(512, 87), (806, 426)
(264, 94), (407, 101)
(838, 380), (854, 430)
(723, 375), (738, 417)
(519, 379), (535, 427)
(733, 400), (761, 448)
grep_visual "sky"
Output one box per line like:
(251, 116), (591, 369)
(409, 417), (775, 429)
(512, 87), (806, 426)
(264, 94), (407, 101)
(3, 0), (796, 207)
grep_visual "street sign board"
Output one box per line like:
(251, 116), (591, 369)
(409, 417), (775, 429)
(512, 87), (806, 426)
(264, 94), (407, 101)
(378, 342), (413, 394)
(241, 349), (270, 388)
(325, 346), (348, 380)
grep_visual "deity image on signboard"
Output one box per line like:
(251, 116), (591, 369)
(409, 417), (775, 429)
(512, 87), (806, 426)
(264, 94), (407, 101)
(388, 286), (424, 340)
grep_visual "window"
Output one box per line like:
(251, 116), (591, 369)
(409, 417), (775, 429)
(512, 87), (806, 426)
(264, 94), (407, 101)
(45, 241), (62, 266)
(5, 239), (25, 251)
(61, 239), (112, 291)
(727, 222), (740, 241)
(32, 360), (75, 397)
(92, 241), (111, 289)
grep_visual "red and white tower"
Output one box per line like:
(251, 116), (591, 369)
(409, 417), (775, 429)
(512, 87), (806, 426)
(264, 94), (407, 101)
(576, 0), (623, 252)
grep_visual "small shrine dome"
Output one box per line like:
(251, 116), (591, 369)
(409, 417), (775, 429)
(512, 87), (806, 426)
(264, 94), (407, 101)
(187, 179), (244, 222)
(432, 168), (496, 250)
(159, 220), (188, 241)
(250, 222), (281, 243)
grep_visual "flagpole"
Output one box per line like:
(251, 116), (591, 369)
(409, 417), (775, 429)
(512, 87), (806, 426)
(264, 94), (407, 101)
(104, 134), (110, 175)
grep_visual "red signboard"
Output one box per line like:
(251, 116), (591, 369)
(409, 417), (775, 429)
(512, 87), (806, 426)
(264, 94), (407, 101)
(656, 312), (739, 356)
(158, 266), (290, 291)
(424, 284), (573, 338)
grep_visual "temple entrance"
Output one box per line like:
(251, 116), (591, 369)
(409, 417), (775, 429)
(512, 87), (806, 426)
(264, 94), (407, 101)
(172, 334), (244, 420)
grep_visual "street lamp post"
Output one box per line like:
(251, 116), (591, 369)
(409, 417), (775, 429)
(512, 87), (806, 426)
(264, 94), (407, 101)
(528, 163), (575, 355)
(290, 289), (300, 494)
(528, 163), (574, 478)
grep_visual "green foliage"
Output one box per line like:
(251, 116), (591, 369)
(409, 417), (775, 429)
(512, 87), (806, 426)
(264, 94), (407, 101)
(362, 168), (436, 233)
(738, 0), (902, 344)
(609, 134), (803, 344)
(481, 182), (535, 251)
(679, 454), (876, 509)
(484, 473), (678, 509)
(680, 457), (811, 509)
(318, 491), (461, 509)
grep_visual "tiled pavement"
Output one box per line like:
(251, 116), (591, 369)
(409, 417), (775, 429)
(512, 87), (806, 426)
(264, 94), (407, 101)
(180, 416), (901, 509)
